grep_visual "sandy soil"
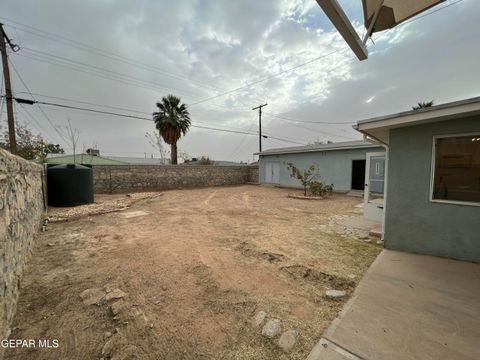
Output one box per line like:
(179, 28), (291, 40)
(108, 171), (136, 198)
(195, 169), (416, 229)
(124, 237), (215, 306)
(7, 185), (381, 360)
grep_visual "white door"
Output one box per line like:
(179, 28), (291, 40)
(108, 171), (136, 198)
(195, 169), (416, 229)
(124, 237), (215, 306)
(265, 162), (280, 184)
(364, 153), (385, 222)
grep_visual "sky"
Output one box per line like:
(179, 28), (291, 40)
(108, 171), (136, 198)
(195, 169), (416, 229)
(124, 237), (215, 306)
(0, 0), (478, 163)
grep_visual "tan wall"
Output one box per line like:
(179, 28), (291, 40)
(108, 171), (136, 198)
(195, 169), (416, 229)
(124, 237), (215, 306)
(93, 165), (259, 194)
(0, 150), (45, 348)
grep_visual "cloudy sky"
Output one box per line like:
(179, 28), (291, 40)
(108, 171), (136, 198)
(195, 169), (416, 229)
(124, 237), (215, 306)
(1, 0), (478, 162)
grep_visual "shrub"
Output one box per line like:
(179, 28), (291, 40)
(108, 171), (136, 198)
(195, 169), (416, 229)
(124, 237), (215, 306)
(309, 181), (333, 197)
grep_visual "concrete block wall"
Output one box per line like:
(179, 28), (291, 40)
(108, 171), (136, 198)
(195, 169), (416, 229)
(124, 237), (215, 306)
(248, 165), (259, 183)
(0, 149), (45, 346)
(93, 165), (259, 194)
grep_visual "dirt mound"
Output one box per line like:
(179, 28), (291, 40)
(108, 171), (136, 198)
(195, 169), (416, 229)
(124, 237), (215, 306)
(236, 242), (287, 263)
(281, 265), (355, 290)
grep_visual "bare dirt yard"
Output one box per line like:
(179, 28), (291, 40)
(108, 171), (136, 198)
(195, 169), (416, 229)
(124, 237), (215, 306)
(7, 185), (381, 360)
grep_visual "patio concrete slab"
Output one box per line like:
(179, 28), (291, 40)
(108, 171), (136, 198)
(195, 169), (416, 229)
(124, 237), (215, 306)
(307, 250), (480, 360)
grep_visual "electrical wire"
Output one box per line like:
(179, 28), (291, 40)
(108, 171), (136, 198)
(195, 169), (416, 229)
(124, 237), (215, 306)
(8, 58), (71, 148)
(8, 96), (306, 145)
(0, 17), (224, 92)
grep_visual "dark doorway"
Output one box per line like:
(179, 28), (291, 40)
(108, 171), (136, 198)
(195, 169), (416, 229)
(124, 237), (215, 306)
(351, 160), (366, 190)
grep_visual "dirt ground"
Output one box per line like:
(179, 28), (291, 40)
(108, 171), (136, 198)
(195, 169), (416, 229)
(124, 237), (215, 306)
(7, 185), (381, 360)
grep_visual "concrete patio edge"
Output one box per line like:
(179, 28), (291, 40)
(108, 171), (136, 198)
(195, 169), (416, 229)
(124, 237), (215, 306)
(306, 250), (385, 360)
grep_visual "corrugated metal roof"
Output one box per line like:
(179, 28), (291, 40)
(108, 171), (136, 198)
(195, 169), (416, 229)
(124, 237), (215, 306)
(255, 140), (382, 156)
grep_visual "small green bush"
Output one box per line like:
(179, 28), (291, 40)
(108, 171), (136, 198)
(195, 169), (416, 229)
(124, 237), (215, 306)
(309, 181), (333, 197)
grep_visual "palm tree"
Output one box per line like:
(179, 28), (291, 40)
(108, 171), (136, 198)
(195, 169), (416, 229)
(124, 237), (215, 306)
(153, 95), (191, 165)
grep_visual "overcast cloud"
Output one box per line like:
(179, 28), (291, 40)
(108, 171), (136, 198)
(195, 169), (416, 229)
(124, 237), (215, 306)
(1, 0), (478, 162)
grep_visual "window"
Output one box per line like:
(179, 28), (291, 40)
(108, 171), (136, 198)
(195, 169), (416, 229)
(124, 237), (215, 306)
(432, 134), (480, 205)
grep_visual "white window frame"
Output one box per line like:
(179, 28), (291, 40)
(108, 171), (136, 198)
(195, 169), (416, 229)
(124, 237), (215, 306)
(429, 132), (480, 207)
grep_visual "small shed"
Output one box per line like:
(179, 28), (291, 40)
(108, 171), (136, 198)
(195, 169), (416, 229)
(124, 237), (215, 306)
(355, 96), (480, 262)
(256, 140), (385, 193)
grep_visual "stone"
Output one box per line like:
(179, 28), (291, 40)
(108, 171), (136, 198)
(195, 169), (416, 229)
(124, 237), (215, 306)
(79, 288), (105, 306)
(102, 340), (113, 356)
(103, 331), (112, 340)
(1, 149), (44, 344)
(105, 288), (127, 301)
(357, 233), (369, 240)
(120, 210), (149, 218)
(110, 300), (127, 316)
(278, 330), (299, 352)
(326, 290), (346, 299)
(376, 240), (384, 245)
(262, 319), (282, 338)
(252, 311), (267, 327)
(348, 274), (356, 280)
(363, 239), (372, 243)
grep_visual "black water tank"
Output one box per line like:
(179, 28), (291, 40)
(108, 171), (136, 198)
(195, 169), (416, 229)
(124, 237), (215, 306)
(47, 164), (94, 207)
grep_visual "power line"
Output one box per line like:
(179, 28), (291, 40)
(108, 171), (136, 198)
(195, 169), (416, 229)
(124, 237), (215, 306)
(21, 46), (211, 99)
(187, 47), (349, 108)
(9, 96), (305, 145)
(8, 57), (71, 147)
(0, 17), (224, 92)
(265, 113), (356, 141)
(16, 101), (57, 142)
(11, 90), (281, 138)
(12, 51), (251, 112)
(1, 16), (352, 110)
(268, 112), (354, 125)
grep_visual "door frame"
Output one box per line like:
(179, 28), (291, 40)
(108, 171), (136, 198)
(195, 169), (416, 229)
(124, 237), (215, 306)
(351, 159), (366, 191)
(364, 152), (385, 223)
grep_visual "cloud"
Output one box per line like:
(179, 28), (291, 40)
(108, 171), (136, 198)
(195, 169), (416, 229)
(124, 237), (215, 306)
(0, 0), (478, 162)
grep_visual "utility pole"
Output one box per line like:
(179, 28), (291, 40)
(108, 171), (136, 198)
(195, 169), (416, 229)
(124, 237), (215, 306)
(0, 23), (19, 154)
(252, 103), (267, 153)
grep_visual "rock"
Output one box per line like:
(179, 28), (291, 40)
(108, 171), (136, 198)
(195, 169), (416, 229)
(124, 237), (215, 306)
(110, 300), (127, 316)
(252, 311), (267, 327)
(79, 288), (105, 306)
(102, 340), (113, 356)
(348, 274), (356, 280)
(363, 239), (372, 243)
(278, 330), (299, 352)
(105, 288), (127, 301)
(325, 290), (346, 299)
(262, 319), (282, 339)
(376, 240), (384, 245)
(103, 331), (112, 340)
(357, 233), (369, 240)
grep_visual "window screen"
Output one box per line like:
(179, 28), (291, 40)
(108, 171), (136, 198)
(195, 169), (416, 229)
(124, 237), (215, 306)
(432, 135), (480, 203)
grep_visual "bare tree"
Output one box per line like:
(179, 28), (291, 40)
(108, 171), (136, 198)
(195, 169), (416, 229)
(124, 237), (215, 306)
(59, 118), (80, 164)
(145, 131), (168, 164)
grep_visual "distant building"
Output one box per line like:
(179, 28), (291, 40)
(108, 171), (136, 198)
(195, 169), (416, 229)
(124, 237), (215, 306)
(45, 153), (169, 166)
(256, 140), (385, 192)
(45, 153), (126, 166)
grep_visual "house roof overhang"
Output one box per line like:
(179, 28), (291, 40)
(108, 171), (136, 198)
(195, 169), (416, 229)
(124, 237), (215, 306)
(354, 96), (480, 145)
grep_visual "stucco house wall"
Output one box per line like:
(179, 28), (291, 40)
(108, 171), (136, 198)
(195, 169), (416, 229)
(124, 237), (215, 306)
(384, 116), (480, 262)
(259, 146), (384, 192)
